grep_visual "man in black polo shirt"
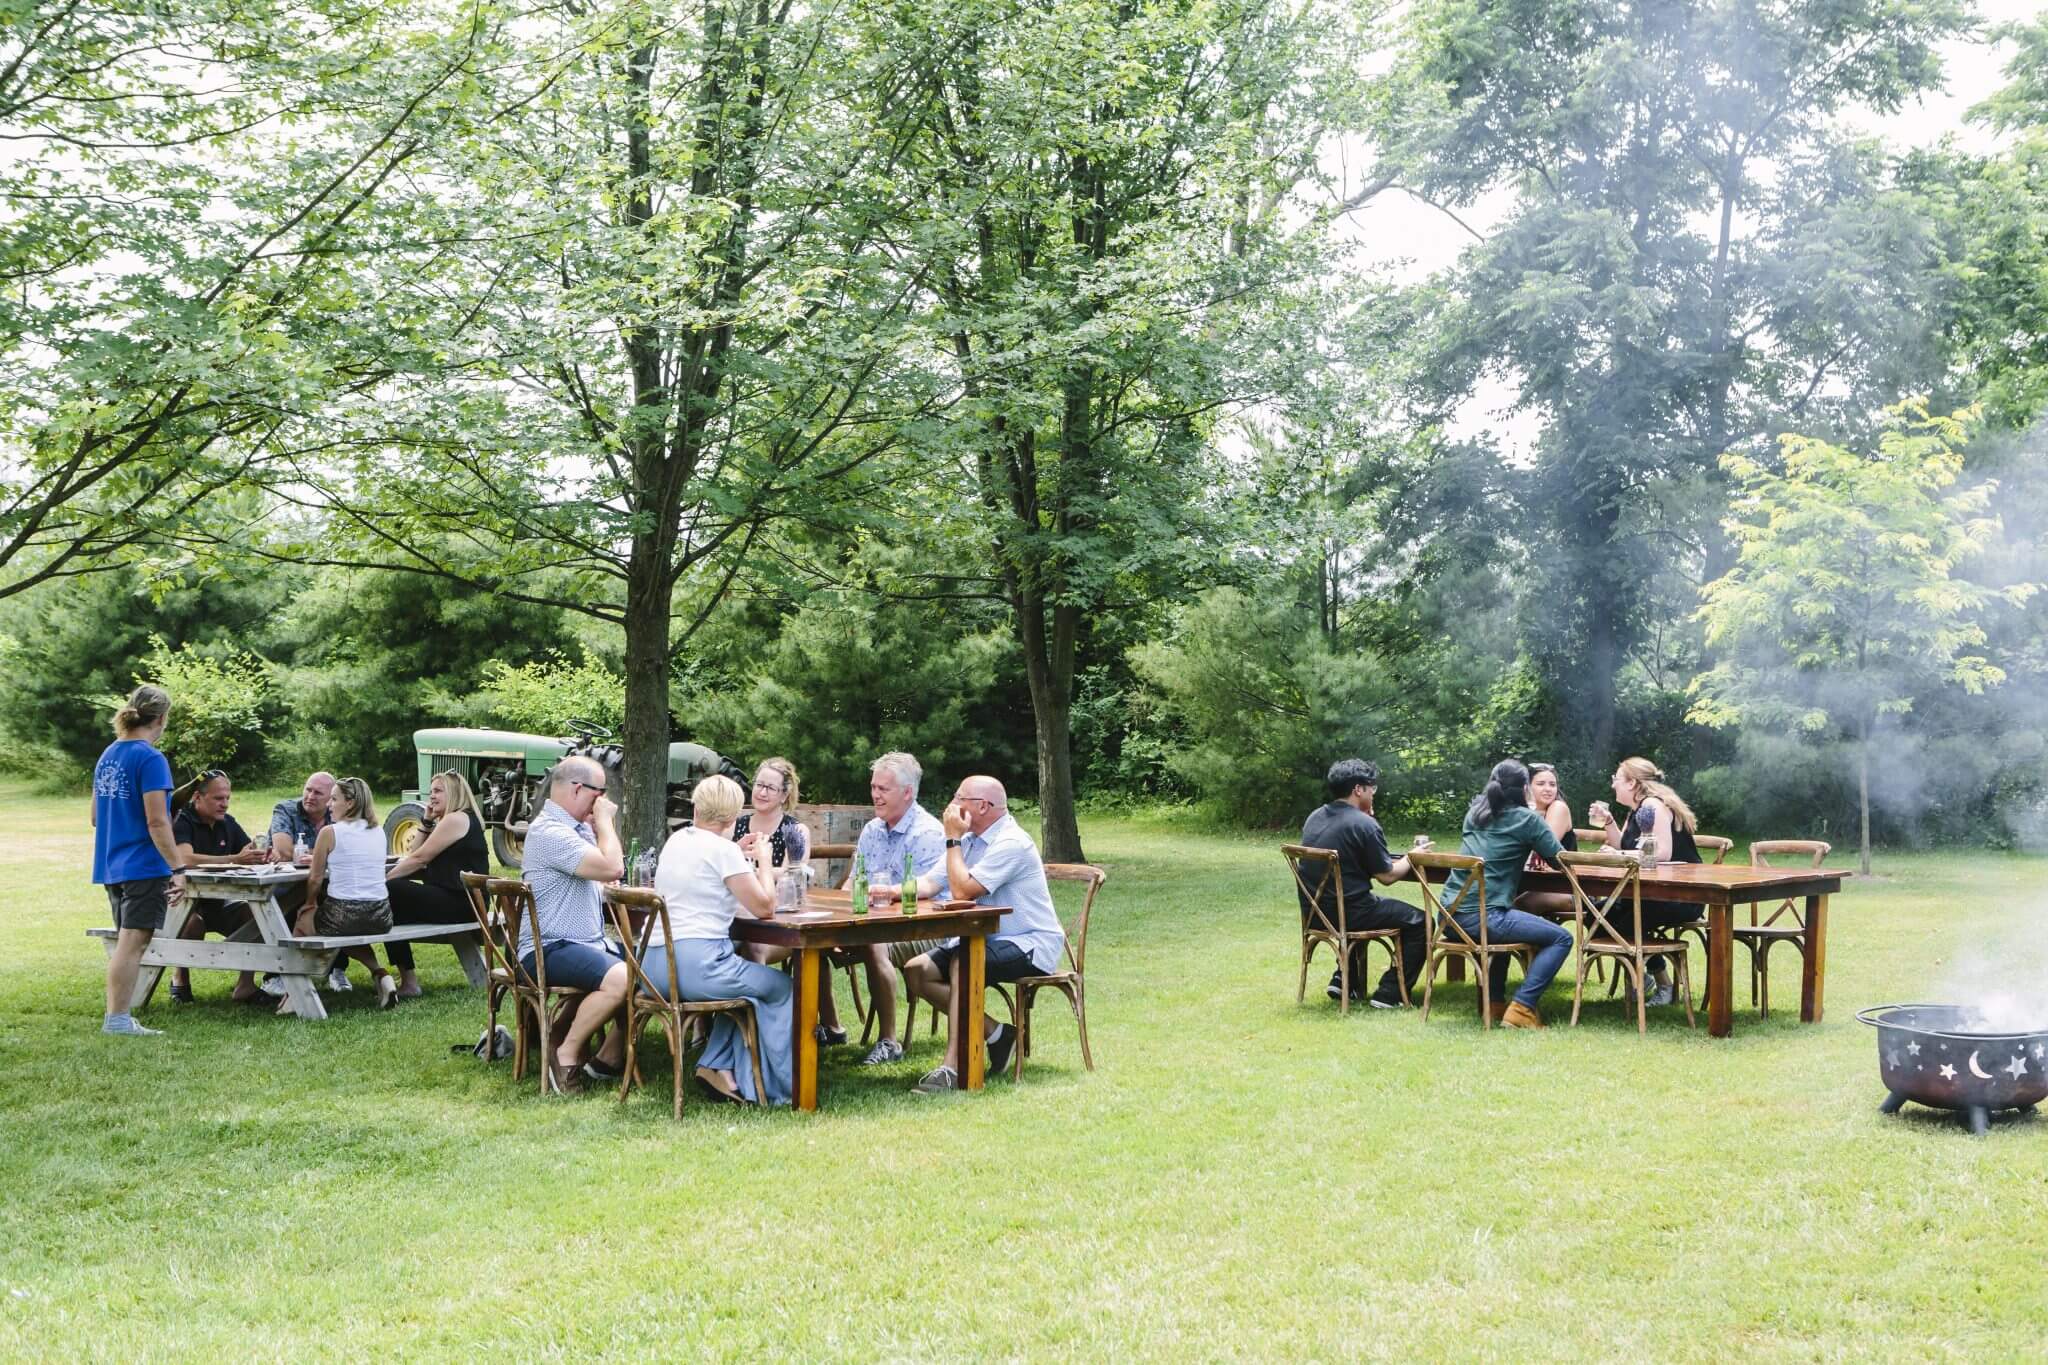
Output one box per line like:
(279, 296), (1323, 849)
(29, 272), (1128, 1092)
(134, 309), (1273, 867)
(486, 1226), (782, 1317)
(1298, 758), (1428, 1008)
(169, 770), (266, 1002)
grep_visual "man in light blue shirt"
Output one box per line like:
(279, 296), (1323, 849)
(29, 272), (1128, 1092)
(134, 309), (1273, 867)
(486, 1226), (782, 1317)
(903, 775), (1066, 1093)
(820, 751), (953, 1066)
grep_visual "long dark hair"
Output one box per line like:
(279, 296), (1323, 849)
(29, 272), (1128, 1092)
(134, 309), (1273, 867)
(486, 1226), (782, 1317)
(1466, 759), (1530, 828)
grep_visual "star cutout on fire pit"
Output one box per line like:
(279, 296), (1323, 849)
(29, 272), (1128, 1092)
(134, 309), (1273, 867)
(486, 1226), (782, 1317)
(2005, 1055), (2028, 1080)
(1907, 1040), (1921, 1056)
(1885, 1050), (1899, 1068)
(2034, 1043), (2045, 1060)
(1939, 1063), (1957, 1080)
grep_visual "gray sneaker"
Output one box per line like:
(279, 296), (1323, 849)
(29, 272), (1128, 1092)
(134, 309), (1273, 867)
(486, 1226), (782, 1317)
(911, 1065), (959, 1095)
(326, 967), (353, 993)
(1646, 979), (1676, 1007)
(860, 1038), (904, 1066)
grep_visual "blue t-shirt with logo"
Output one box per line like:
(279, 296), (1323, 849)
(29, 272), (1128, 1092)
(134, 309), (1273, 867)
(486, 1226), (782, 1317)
(92, 739), (174, 884)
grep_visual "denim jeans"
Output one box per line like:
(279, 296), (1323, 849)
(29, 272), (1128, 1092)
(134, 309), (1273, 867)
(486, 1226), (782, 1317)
(1448, 907), (1575, 1008)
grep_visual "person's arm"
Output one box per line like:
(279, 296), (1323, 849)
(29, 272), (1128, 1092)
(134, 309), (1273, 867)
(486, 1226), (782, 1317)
(304, 827), (335, 909)
(388, 811), (466, 881)
(937, 803), (991, 900)
(142, 789), (183, 872)
(269, 812), (296, 862)
(1528, 814), (1564, 866)
(727, 835), (777, 916)
(1597, 805), (1623, 849)
(573, 797), (624, 882)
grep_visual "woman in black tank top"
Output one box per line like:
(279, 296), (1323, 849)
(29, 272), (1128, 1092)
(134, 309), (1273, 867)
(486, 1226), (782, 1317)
(383, 771), (493, 997)
(1594, 756), (1703, 1005)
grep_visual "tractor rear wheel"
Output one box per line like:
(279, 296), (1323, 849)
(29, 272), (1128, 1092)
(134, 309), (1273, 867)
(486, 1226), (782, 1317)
(491, 823), (526, 869)
(383, 803), (428, 857)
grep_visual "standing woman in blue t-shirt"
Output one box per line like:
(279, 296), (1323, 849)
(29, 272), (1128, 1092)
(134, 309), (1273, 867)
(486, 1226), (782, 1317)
(91, 684), (185, 1036)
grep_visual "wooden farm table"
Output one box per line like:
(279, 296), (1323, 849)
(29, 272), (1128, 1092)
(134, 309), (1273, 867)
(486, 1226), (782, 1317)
(728, 890), (1005, 1111)
(87, 864), (486, 1021)
(1517, 862), (1848, 1038)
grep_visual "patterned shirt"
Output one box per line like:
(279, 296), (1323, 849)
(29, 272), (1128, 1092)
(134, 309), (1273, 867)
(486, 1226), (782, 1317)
(854, 803), (950, 899)
(519, 799), (606, 956)
(268, 798), (328, 854)
(733, 812), (811, 869)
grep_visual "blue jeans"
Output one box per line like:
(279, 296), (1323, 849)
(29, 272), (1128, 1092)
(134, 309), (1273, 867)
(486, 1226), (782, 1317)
(1448, 908), (1574, 1008)
(641, 938), (792, 1106)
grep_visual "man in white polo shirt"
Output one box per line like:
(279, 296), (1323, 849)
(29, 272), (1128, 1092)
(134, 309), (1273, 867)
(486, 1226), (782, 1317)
(901, 774), (1066, 1094)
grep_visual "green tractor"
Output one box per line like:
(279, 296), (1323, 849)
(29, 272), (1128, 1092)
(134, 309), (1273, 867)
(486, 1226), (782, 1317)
(384, 719), (746, 867)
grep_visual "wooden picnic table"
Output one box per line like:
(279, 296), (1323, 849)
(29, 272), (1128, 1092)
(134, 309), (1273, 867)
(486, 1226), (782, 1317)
(88, 863), (486, 1020)
(1516, 861), (1847, 1038)
(728, 889), (1005, 1111)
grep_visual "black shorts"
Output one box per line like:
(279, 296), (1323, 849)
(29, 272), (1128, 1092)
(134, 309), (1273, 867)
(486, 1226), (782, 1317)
(187, 897), (253, 937)
(106, 878), (170, 932)
(925, 936), (1042, 986)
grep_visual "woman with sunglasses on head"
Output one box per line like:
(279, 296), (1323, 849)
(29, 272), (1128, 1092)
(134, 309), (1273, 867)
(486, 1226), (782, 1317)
(1590, 755), (1703, 1007)
(1514, 761), (1579, 922)
(298, 775), (400, 1009)
(166, 769), (268, 1003)
(381, 770), (491, 998)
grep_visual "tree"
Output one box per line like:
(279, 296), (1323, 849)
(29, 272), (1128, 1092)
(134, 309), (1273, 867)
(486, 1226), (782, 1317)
(1689, 402), (2039, 872)
(1374, 0), (1968, 771)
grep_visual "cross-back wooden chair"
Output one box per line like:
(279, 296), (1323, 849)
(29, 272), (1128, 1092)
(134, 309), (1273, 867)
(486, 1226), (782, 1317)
(1739, 839), (1831, 1017)
(1560, 851), (1695, 1034)
(603, 886), (764, 1118)
(987, 863), (1104, 1080)
(460, 872), (519, 1061)
(477, 876), (590, 1094)
(1694, 834), (1734, 865)
(1281, 844), (1411, 1014)
(1410, 850), (1537, 1028)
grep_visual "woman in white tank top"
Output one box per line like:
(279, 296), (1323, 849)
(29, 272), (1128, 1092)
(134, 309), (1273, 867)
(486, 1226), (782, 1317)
(299, 776), (399, 1008)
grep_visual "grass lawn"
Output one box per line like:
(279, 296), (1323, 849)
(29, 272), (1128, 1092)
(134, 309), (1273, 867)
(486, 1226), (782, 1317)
(2, 778), (2043, 1359)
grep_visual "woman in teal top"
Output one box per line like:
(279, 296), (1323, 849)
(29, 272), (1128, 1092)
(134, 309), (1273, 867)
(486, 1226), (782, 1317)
(1437, 759), (1576, 1029)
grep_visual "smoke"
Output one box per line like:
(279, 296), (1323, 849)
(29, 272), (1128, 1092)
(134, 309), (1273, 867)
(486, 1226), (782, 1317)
(1939, 939), (2048, 1034)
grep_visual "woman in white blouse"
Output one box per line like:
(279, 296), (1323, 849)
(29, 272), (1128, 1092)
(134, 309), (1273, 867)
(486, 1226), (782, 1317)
(644, 774), (787, 1104)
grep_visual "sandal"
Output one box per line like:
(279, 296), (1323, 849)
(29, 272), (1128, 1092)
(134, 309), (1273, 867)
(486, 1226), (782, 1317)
(169, 980), (194, 1004)
(693, 1067), (743, 1104)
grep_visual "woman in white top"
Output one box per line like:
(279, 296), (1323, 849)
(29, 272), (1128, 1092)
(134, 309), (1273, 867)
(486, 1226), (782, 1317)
(645, 773), (787, 1105)
(299, 776), (399, 1009)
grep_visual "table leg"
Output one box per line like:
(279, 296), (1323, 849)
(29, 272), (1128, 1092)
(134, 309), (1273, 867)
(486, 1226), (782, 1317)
(248, 892), (327, 1021)
(961, 934), (986, 1091)
(129, 946), (168, 1013)
(1708, 902), (1732, 1038)
(1445, 957), (1466, 984)
(793, 947), (820, 1112)
(1800, 894), (1828, 1024)
(451, 934), (489, 988)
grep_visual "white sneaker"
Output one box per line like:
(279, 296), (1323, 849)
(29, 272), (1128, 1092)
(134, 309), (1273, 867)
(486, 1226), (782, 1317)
(326, 967), (353, 992)
(861, 1038), (905, 1065)
(258, 975), (288, 998)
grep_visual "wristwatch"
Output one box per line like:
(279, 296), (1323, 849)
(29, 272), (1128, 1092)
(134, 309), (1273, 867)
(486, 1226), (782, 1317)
(945, 838), (962, 848)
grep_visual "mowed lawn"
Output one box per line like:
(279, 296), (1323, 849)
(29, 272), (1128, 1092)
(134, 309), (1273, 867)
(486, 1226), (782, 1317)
(1, 778), (2043, 1360)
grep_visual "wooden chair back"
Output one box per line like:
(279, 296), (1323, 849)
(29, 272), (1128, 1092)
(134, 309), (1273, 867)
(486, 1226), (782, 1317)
(1747, 839), (1831, 927)
(1557, 850), (1647, 947)
(1408, 850), (1489, 950)
(1280, 845), (1348, 944)
(1694, 834), (1733, 865)
(1043, 863), (1106, 976)
(602, 885), (681, 1002)
(459, 871), (517, 973)
(478, 876), (561, 998)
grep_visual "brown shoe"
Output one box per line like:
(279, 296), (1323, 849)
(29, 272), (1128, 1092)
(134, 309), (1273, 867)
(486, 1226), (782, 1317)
(546, 1051), (586, 1094)
(1486, 1000), (1509, 1024)
(1502, 1001), (1544, 1029)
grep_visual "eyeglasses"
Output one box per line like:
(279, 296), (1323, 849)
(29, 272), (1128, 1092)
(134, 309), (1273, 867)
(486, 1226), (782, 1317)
(572, 780), (607, 795)
(752, 780), (786, 793)
(961, 797), (994, 810)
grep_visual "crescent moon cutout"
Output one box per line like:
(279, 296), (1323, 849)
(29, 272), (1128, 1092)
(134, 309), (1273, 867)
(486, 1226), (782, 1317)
(1967, 1051), (1993, 1080)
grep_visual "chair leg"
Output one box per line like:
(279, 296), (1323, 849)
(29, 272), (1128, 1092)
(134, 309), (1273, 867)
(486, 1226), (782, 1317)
(535, 1000), (556, 1095)
(1297, 936), (1313, 1004)
(1014, 987), (1031, 1081)
(1571, 954), (1588, 1026)
(1757, 939), (1773, 1018)
(1073, 982), (1093, 1071)
(1633, 961), (1648, 1036)
(1419, 950), (1437, 1022)
(620, 1002), (641, 1106)
(1390, 937), (1409, 1006)
(668, 1018), (684, 1120)
(742, 1005), (767, 1105)
(1476, 964), (1492, 1030)
(1337, 939), (1351, 1015)
(1677, 953), (1696, 1029)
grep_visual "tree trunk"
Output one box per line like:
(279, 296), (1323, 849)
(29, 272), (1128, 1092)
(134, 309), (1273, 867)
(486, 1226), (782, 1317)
(1019, 594), (1084, 862)
(1858, 714), (1872, 876)
(621, 551), (674, 856)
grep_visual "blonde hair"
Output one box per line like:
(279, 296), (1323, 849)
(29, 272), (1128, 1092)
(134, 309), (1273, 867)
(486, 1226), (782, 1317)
(431, 769), (483, 824)
(113, 684), (170, 738)
(758, 756), (800, 811)
(1618, 756), (1696, 833)
(332, 775), (377, 827)
(691, 773), (744, 827)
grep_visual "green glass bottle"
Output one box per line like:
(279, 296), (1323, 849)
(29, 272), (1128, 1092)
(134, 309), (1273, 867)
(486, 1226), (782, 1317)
(850, 852), (868, 916)
(902, 847), (918, 915)
(625, 837), (641, 887)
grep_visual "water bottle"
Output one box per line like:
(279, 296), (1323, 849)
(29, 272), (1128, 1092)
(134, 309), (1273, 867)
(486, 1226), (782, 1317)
(902, 847), (917, 915)
(850, 852), (868, 917)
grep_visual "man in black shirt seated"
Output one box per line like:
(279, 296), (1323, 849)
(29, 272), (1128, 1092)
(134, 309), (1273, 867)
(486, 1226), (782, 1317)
(167, 770), (267, 1003)
(1298, 758), (1427, 1008)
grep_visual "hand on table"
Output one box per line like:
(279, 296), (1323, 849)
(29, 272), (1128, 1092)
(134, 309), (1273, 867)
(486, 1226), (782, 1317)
(233, 846), (266, 864)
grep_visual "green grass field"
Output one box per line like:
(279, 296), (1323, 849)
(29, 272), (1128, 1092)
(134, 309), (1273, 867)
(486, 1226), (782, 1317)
(2, 779), (2043, 1359)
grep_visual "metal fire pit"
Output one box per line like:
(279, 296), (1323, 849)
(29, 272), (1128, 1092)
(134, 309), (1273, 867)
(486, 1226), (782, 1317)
(1859, 1004), (2048, 1135)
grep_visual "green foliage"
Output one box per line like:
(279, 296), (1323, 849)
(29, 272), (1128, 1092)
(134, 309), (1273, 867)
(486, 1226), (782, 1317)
(477, 655), (625, 737)
(122, 635), (273, 778)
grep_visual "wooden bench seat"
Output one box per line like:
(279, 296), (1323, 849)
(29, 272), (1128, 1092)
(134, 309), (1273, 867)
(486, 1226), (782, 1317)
(280, 922), (478, 951)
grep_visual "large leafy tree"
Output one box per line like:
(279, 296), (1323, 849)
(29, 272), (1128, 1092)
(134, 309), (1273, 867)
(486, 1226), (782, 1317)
(1375, 0), (1967, 769)
(1689, 403), (2039, 872)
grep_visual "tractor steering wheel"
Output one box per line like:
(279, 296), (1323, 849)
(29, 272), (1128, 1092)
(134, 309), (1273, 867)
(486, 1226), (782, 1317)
(565, 718), (612, 741)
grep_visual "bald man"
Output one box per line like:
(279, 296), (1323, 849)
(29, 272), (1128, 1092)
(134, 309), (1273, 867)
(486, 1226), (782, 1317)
(901, 776), (1067, 1093)
(519, 756), (630, 1094)
(262, 770), (339, 991)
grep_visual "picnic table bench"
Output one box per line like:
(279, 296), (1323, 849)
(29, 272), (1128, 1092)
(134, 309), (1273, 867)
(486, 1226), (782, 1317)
(88, 864), (485, 1020)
